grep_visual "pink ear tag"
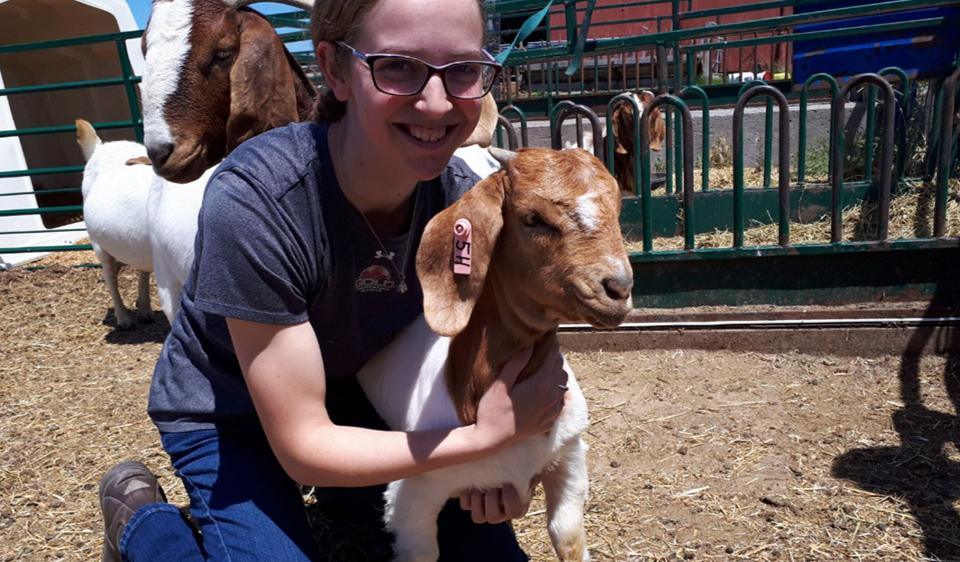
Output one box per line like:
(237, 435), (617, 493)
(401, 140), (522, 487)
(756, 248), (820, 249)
(452, 218), (472, 276)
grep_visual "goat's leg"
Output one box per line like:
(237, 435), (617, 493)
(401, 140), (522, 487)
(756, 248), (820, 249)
(95, 250), (133, 329)
(542, 437), (590, 562)
(134, 271), (153, 322)
(384, 478), (446, 562)
(152, 257), (182, 325)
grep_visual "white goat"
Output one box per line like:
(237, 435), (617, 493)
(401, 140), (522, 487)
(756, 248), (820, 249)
(357, 147), (634, 562)
(76, 120), (156, 328)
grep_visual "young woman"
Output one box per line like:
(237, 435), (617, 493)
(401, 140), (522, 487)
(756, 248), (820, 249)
(97, 0), (569, 560)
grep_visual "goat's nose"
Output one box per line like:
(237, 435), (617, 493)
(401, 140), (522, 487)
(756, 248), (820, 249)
(147, 142), (173, 167)
(602, 274), (633, 301)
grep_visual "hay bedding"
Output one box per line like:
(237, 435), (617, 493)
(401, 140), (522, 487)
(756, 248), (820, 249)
(3, 258), (959, 561)
(627, 178), (960, 253)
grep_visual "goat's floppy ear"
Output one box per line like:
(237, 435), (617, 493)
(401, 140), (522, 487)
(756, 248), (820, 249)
(610, 106), (630, 155)
(416, 171), (508, 337)
(648, 106), (665, 152)
(462, 93), (498, 148)
(226, 12), (299, 150)
(639, 91), (665, 152)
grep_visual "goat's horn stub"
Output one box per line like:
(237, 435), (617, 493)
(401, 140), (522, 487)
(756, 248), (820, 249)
(487, 147), (517, 167)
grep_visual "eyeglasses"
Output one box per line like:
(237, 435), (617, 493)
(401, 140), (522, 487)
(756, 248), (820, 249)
(336, 41), (501, 100)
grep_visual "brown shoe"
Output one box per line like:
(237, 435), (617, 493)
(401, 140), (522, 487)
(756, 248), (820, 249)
(99, 460), (167, 562)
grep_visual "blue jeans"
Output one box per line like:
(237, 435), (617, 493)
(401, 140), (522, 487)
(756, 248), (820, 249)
(121, 377), (528, 561)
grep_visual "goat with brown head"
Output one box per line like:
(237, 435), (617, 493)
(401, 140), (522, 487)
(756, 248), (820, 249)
(141, 0), (317, 183)
(417, 147), (634, 423)
(608, 91), (666, 196)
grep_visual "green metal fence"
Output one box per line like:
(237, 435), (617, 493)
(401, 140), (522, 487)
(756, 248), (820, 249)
(525, 67), (959, 308)
(3, 4), (958, 309)
(491, 0), (958, 114)
(0, 30), (144, 259)
(0, 11), (312, 265)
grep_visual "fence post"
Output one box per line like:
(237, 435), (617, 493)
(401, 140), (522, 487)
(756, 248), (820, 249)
(798, 73), (839, 185)
(935, 67), (960, 238)
(831, 73), (897, 242)
(642, 94), (695, 250)
(734, 85), (792, 247)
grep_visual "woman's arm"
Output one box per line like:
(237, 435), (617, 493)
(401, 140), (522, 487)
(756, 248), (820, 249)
(228, 318), (565, 488)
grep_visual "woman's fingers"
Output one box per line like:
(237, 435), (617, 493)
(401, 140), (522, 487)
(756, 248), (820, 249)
(501, 484), (529, 520)
(460, 486), (528, 524)
(484, 488), (506, 523)
(497, 346), (534, 387)
(468, 489), (486, 524)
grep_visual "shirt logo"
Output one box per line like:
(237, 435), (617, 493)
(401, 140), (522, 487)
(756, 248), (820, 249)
(355, 264), (395, 293)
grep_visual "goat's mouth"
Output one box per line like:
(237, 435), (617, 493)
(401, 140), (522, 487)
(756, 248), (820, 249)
(396, 124), (456, 147)
(575, 298), (632, 329)
(568, 278), (633, 329)
(155, 143), (209, 183)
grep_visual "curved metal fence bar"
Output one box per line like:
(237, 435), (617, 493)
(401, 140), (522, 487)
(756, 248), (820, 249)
(605, 92), (644, 197)
(679, 85), (709, 191)
(499, 104), (529, 148)
(733, 85), (792, 248)
(642, 94), (695, 250)
(831, 73), (897, 243)
(548, 100), (576, 143)
(551, 104), (604, 157)
(877, 66), (911, 183)
(798, 72), (840, 185)
(737, 79), (775, 188)
(495, 115), (520, 150)
(935, 67), (960, 238)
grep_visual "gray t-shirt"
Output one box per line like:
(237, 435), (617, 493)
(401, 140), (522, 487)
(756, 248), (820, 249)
(148, 121), (479, 432)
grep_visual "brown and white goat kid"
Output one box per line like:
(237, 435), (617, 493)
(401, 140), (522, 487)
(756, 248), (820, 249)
(141, 0), (316, 183)
(356, 148), (634, 562)
(608, 91), (666, 196)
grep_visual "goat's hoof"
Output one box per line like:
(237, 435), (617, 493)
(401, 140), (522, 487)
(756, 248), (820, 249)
(136, 309), (155, 323)
(115, 313), (136, 330)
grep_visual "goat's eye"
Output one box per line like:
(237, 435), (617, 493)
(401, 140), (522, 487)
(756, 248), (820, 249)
(213, 50), (233, 63)
(522, 212), (543, 227)
(521, 212), (560, 236)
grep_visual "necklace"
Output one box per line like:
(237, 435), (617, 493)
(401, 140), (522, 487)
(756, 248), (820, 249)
(353, 185), (421, 294)
(331, 128), (420, 294)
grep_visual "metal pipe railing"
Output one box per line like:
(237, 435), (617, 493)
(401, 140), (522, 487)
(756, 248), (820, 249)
(642, 94), (695, 250)
(734, 84), (792, 247)
(830, 73), (897, 242)
(934, 67), (960, 238)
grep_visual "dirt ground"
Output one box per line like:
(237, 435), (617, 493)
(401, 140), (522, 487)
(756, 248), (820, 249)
(2, 257), (959, 561)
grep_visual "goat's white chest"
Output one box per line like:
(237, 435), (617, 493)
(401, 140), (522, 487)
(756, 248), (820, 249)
(355, 315), (459, 432)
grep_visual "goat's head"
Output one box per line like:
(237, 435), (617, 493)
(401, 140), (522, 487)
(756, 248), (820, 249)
(417, 148), (633, 337)
(141, 0), (317, 183)
(611, 91), (665, 154)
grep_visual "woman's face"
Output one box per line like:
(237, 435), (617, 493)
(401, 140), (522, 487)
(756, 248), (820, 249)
(343, 0), (486, 181)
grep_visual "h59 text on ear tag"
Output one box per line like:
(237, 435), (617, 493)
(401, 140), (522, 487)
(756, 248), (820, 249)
(453, 218), (472, 276)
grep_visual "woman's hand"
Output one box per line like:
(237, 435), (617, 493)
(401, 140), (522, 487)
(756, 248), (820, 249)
(472, 337), (568, 453)
(459, 475), (542, 524)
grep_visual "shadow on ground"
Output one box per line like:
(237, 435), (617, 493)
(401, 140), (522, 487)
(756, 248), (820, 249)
(102, 310), (170, 345)
(833, 288), (960, 559)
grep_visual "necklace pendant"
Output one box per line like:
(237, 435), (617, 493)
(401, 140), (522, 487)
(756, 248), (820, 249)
(397, 280), (408, 293)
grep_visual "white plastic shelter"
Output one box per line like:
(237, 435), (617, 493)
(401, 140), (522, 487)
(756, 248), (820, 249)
(0, 0), (144, 268)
